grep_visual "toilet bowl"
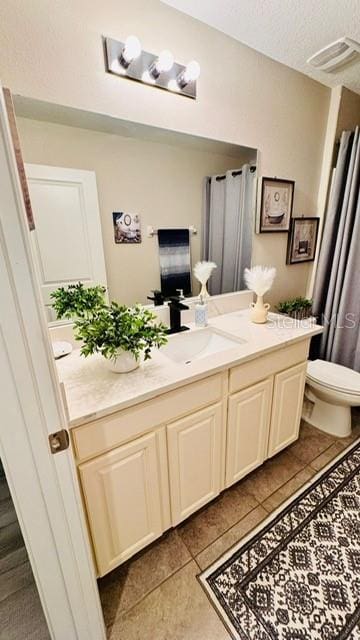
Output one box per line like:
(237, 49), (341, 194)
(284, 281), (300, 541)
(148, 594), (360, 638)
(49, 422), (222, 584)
(304, 359), (360, 438)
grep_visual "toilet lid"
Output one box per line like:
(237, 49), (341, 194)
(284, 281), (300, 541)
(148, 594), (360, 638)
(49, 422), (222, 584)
(307, 359), (360, 394)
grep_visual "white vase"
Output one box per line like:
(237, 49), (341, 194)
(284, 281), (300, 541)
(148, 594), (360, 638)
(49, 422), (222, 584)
(249, 295), (270, 324)
(104, 349), (139, 373)
(200, 282), (210, 298)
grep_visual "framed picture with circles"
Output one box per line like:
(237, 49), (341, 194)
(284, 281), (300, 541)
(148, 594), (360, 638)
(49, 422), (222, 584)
(113, 211), (141, 244)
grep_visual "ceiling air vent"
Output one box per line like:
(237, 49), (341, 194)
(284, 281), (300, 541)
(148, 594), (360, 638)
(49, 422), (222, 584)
(307, 37), (360, 73)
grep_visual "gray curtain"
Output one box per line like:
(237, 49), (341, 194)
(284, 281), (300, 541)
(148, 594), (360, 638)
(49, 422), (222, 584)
(312, 127), (360, 369)
(203, 165), (255, 295)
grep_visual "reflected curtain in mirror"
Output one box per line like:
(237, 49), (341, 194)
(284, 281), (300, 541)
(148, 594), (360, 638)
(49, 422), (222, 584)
(202, 165), (255, 295)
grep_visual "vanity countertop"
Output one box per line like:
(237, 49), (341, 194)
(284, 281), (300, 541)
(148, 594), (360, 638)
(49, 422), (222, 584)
(56, 309), (323, 427)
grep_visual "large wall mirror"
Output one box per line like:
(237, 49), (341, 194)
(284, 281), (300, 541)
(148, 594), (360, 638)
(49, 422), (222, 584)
(13, 96), (258, 323)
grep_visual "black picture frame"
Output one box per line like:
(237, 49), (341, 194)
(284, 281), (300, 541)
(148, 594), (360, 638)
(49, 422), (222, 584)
(286, 217), (320, 264)
(259, 177), (295, 233)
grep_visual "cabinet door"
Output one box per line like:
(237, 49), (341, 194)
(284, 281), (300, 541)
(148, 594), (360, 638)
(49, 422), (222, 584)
(79, 430), (165, 576)
(225, 378), (273, 488)
(167, 403), (223, 526)
(268, 362), (307, 458)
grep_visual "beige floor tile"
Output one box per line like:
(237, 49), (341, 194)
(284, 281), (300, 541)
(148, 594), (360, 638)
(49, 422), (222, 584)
(178, 483), (258, 557)
(262, 466), (316, 512)
(289, 422), (335, 464)
(240, 449), (304, 503)
(99, 530), (191, 626)
(310, 441), (350, 471)
(196, 505), (267, 570)
(108, 560), (231, 640)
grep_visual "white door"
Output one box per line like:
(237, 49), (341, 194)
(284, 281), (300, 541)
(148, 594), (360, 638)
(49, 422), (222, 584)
(167, 403), (223, 526)
(0, 86), (106, 639)
(226, 378), (273, 487)
(268, 362), (307, 457)
(79, 430), (166, 577)
(25, 163), (107, 322)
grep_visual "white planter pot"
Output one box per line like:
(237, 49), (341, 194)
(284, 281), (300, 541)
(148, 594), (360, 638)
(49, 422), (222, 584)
(249, 295), (270, 324)
(104, 350), (139, 374)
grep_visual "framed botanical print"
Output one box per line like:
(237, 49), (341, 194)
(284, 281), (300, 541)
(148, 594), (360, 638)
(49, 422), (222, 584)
(286, 217), (320, 264)
(259, 177), (295, 232)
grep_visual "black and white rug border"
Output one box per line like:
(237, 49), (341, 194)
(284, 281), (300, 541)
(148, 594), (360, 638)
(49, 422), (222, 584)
(198, 437), (360, 640)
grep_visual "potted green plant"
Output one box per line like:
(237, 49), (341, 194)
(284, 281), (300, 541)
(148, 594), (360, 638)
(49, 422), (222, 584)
(276, 296), (313, 320)
(51, 283), (168, 373)
(50, 282), (107, 319)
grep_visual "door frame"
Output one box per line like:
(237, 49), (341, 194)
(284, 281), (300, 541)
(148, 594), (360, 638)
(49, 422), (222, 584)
(0, 85), (106, 638)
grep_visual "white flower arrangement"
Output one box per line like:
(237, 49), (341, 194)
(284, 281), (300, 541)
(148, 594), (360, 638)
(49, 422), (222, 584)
(193, 261), (217, 298)
(244, 265), (276, 324)
(244, 265), (276, 296)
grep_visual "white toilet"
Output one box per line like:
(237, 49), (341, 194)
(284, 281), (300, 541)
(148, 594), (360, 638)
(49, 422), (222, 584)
(304, 359), (360, 438)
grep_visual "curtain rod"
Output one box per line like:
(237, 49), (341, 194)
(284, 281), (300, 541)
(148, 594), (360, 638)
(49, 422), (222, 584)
(215, 165), (257, 181)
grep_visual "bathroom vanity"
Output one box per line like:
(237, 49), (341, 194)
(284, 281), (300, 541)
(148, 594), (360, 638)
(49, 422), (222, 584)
(56, 309), (322, 577)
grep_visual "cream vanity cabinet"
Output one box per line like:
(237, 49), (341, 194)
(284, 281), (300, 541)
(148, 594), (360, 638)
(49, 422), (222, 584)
(225, 378), (273, 487)
(73, 374), (225, 576)
(79, 429), (167, 575)
(267, 362), (307, 456)
(72, 340), (308, 577)
(167, 402), (223, 525)
(225, 342), (307, 488)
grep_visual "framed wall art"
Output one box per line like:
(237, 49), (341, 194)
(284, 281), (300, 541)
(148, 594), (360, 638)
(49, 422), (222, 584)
(259, 177), (295, 232)
(286, 216), (320, 264)
(113, 212), (141, 244)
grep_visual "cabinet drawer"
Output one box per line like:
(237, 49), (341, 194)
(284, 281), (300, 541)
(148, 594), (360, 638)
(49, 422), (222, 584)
(72, 373), (224, 462)
(229, 340), (309, 394)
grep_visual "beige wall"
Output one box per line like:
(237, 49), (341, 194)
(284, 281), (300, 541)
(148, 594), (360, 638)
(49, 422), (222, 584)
(336, 87), (360, 137)
(18, 117), (252, 304)
(0, 0), (331, 305)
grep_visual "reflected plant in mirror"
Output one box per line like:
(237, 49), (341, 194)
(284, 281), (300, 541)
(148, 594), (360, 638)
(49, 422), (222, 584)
(50, 282), (106, 319)
(51, 283), (168, 373)
(17, 103), (257, 313)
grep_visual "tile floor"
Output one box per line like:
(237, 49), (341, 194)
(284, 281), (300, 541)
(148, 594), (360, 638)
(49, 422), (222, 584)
(98, 415), (360, 640)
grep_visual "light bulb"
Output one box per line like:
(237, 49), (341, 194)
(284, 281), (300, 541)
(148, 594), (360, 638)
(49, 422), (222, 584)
(183, 60), (200, 83)
(142, 70), (155, 85)
(155, 49), (174, 73)
(168, 78), (180, 92)
(122, 35), (142, 64)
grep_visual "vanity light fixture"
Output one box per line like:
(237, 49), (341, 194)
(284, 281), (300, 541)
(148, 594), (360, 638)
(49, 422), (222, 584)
(119, 35), (142, 68)
(176, 60), (201, 88)
(104, 36), (200, 99)
(149, 50), (175, 79)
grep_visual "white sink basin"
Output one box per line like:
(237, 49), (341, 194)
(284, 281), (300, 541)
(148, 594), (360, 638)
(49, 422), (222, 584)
(161, 327), (246, 364)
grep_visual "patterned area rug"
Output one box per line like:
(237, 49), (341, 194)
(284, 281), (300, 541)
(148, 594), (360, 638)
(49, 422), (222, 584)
(200, 440), (360, 640)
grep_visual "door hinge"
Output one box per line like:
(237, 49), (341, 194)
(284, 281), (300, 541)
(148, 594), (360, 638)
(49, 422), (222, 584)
(49, 429), (70, 454)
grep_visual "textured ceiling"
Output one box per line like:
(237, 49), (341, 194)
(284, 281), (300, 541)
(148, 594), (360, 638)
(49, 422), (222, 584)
(162, 0), (360, 94)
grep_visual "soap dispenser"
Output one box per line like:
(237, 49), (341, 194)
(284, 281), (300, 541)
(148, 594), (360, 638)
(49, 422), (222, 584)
(195, 295), (208, 327)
